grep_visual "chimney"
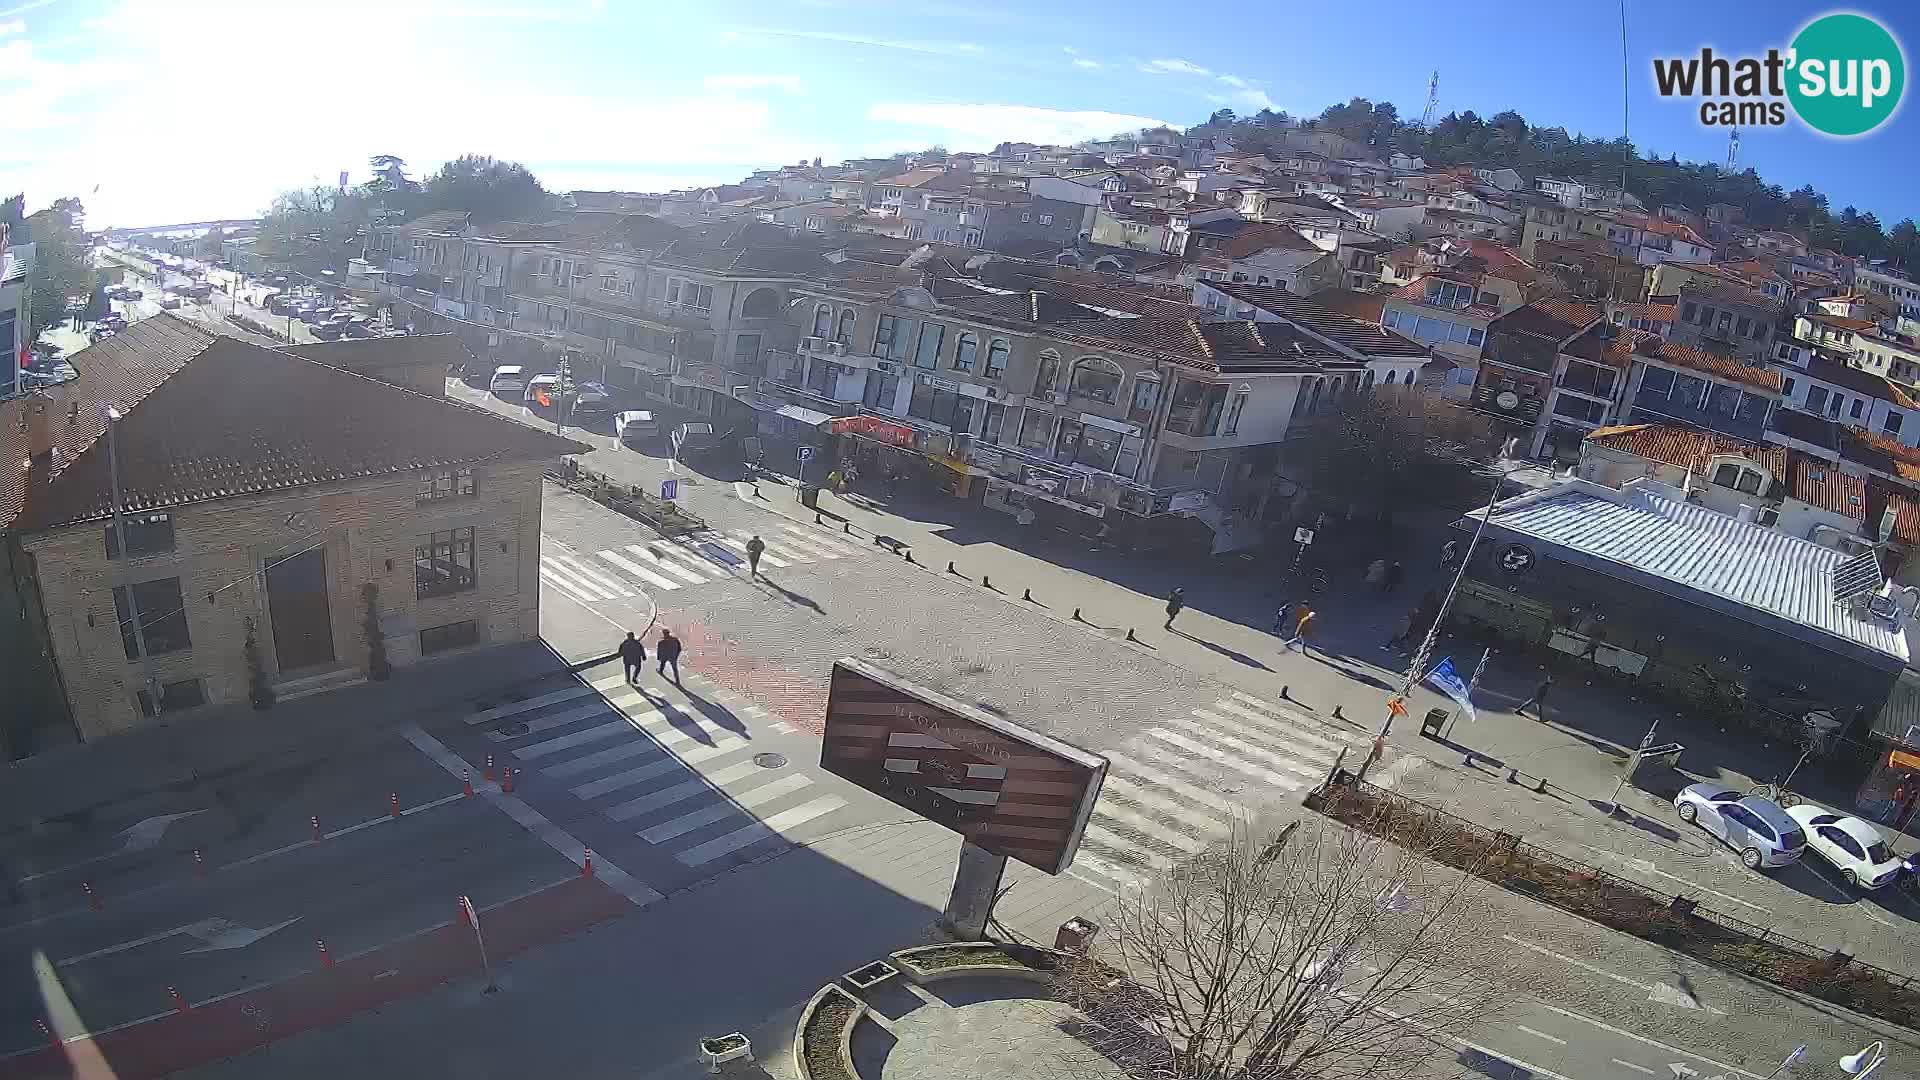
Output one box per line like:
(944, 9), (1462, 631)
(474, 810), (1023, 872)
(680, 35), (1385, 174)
(1736, 503), (1758, 523)
(1883, 504), (1901, 543)
(20, 397), (51, 501)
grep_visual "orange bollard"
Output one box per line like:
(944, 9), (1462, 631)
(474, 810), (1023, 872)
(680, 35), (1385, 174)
(582, 848), (594, 878)
(484, 754), (495, 782)
(35, 1019), (54, 1046)
(390, 792), (401, 818)
(82, 882), (102, 911)
(502, 768), (515, 794)
(463, 770), (474, 798)
(311, 815), (322, 842)
(168, 986), (190, 1014)
(193, 850), (206, 878)
(317, 939), (333, 968)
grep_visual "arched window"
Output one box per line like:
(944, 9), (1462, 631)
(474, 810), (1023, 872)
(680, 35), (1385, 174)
(811, 304), (832, 338)
(985, 339), (1009, 380)
(1070, 356), (1124, 403)
(835, 308), (855, 344)
(954, 332), (978, 372)
(740, 287), (782, 318)
(1128, 373), (1161, 422)
(1384, 370), (1399, 386)
(1362, 370), (1376, 391)
(1035, 350), (1062, 395)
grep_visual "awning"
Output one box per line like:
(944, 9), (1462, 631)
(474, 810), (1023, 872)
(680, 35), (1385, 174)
(773, 403), (835, 427)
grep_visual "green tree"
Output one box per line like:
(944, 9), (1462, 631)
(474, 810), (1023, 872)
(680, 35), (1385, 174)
(21, 197), (96, 344)
(422, 154), (550, 221)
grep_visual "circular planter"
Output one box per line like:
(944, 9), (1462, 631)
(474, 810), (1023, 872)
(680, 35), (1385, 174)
(889, 942), (1062, 986)
(792, 982), (865, 1080)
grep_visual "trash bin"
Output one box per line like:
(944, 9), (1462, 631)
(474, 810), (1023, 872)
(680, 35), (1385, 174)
(1420, 708), (1449, 739)
(798, 484), (820, 509)
(1056, 917), (1100, 953)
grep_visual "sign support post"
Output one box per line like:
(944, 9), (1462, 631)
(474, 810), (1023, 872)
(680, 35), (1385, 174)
(943, 840), (1009, 941)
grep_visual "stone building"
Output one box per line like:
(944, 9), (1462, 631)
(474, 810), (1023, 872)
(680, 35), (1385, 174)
(12, 313), (582, 741)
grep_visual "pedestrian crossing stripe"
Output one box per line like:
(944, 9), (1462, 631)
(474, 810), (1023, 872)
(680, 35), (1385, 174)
(539, 524), (871, 604)
(461, 677), (852, 868)
(595, 548), (684, 591)
(1066, 692), (1352, 893)
(620, 544), (708, 584)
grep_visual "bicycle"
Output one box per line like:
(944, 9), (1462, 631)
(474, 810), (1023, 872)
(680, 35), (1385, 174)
(1747, 780), (1801, 808)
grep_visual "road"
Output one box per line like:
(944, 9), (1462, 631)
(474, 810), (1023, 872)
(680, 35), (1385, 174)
(0, 372), (1903, 1077)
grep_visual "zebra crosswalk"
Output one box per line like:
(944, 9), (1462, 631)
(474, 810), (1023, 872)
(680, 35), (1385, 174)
(465, 675), (850, 868)
(538, 523), (874, 605)
(1067, 690), (1352, 892)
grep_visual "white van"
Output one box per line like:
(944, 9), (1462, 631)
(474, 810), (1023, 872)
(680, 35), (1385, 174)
(524, 373), (562, 405)
(615, 410), (660, 446)
(489, 365), (526, 397)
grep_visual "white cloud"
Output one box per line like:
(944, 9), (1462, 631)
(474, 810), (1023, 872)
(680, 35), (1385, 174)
(0, 18), (24, 34)
(868, 103), (1179, 148)
(726, 25), (981, 57)
(702, 74), (803, 94)
(1216, 73), (1250, 89)
(1072, 58), (1100, 69)
(1138, 57), (1211, 76)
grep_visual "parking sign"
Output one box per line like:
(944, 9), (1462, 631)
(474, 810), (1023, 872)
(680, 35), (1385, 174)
(798, 446), (815, 463)
(660, 478), (678, 501)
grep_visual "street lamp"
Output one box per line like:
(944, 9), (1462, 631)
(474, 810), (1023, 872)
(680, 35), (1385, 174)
(1841, 1042), (1887, 1078)
(1364, 438), (1520, 771)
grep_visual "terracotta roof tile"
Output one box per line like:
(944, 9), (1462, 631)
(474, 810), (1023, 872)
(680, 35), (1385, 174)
(281, 334), (472, 373)
(1790, 457), (1867, 520)
(15, 333), (586, 533)
(1636, 336), (1782, 392)
(1584, 423), (1787, 478)
(1207, 284), (1427, 358)
(1493, 298), (1604, 342)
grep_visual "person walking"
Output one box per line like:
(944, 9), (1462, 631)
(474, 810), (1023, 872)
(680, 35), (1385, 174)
(1516, 672), (1553, 718)
(1272, 600), (1296, 636)
(656, 628), (684, 686)
(1164, 587), (1186, 630)
(1385, 560), (1405, 593)
(1284, 607), (1317, 654)
(618, 631), (646, 684)
(746, 535), (766, 579)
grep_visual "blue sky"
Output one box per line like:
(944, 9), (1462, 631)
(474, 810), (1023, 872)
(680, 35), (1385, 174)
(3, 0), (1917, 229)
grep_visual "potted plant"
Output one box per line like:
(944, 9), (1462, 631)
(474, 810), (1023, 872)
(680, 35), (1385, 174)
(243, 617), (275, 710)
(361, 582), (391, 681)
(698, 1032), (753, 1071)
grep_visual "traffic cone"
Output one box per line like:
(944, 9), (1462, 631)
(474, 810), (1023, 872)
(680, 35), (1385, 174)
(463, 771), (474, 798)
(35, 1019), (54, 1047)
(582, 848), (595, 878)
(503, 768), (516, 794)
(82, 882), (102, 911)
(311, 815), (322, 842)
(193, 850), (206, 878)
(168, 986), (190, 1014)
(317, 939), (333, 968)
(484, 754), (495, 782)
(390, 792), (401, 818)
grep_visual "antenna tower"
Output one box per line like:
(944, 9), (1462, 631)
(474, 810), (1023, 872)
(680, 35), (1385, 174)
(1725, 127), (1740, 172)
(1421, 70), (1440, 127)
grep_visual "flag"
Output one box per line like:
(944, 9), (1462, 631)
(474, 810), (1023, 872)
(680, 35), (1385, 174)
(1424, 656), (1475, 722)
(534, 387), (552, 407)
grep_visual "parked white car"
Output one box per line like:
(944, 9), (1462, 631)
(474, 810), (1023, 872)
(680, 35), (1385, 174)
(615, 410), (660, 446)
(1784, 805), (1904, 889)
(1675, 783), (1806, 869)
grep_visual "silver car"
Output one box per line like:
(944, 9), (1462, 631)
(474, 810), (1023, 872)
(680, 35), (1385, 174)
(1675, 784), (1806, 870)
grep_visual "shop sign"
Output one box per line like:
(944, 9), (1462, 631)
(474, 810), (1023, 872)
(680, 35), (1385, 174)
(927, 375), (959, 391)
(1496, 543), (1536, 574)
(1890, 749), (1920, 771)
(829, 414), (916, 445)
(972, 447), (1004, 470)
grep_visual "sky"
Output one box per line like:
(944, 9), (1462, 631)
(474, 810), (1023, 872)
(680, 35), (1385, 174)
(3, 0), (1919, 229)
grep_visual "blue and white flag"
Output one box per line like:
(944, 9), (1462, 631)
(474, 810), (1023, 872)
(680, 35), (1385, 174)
(1424, 656), (1476, 722)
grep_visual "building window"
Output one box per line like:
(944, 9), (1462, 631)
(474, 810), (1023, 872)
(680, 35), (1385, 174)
(1423, 279), (1475, 309)
(1070, 357), (1124, 403)
(1806, 385), (1830, 415)
(420, 620), (480, 655)
(1129, 375), (1161, 423)
(417, 467), (476, 503)
(1782, 376), (1796, 397)
(1681, 301), (1697, 324)
(985, 339), (1009, 380)
(1223, 389), (1249, 434)
(114, 578), (190, 660)
(1035, 351), (1062, 395)
(416, 527), (476, 598)
(1851, 397), (1866, 420)
(953, 332), (978, 372)
(137, 678), (206, 717)
(1736, 316), (1753, 338)
(836, 309), (856, 345)
(875, 314), (900, 357)
(812, 304), (832, 337)
(1021, 212), (1031, 223)
(103, 512), (175, 559)
(1887, 412), (1906, 436)
(1039, 214), (1053, 226)
(914, 322), (946, 370)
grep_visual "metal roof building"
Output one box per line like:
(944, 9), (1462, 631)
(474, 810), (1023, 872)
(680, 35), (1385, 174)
(1467, 479), (1909, 670)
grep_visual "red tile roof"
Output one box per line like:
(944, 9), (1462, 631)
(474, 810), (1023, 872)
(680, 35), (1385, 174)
(0, 314), (220, 530)
(1307, 288), (1387, 323)
(1492, 298), (1603, 343)
(15, 332), (587, 533)
(1790, 457), (1867, 520)
(1636, 336), (1783, 392)
(1583, 423), (1788, 478)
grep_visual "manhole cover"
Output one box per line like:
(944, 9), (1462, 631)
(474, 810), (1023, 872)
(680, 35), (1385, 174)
(752, 752), (788, 769)
(498, 721), (529, 737)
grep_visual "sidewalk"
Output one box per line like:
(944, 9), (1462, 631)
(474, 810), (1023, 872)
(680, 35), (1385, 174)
(0, 640), (576, 863)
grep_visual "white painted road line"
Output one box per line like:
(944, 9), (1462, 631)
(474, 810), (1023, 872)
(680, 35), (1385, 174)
(540, 568), (600, 604)
(511, 719), (635, 760)
(600, 759), (762, 819)
(1208, 699), (1351, 752)
(1514, 1025), (1567, 1045)
(1538, 1005), (1764, 1080)
(483, 701), (617, 742)
(1502, 935), (1651, 992)
(1612, 1059), (1658, 1075)
(617, 544), (708, 584)
(1082, 823), (1173, 869)
(468, 684), (597, 723)
(715, 534), (790, 566)
(596, 548), (685, 591)
(399, 723), (660, 906)
(586, 740), (750, 805)
(640, 773), (814, 843)
(676, 796), (847, 866)
(1105, 749), (1235, 813)
(1147, 728), (1309, 790)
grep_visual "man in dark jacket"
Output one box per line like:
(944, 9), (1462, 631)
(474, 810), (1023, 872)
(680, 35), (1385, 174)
(1164, 588), (1186, 630)
(746, 535), (766, 579)
(618, 631), (646, 684)
(657, 628), (684, 686)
